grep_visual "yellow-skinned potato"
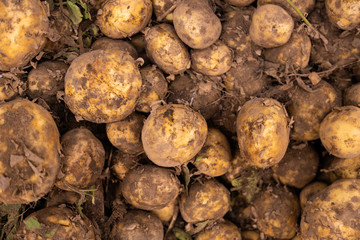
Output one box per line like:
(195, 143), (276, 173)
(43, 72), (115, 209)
(152, 198), (178, 223)
(344, 83), (360, 106)
(191, 40), (234, 76)
(96, 0), (152, 39)
(301, 179), (360, 239)
(224, 0), (256, 7)
(173, 0), (222, 49)
(299, 182), (328, 210)
(242, 231), (260, 240)
(0, 0), (49, 71)
(64, 50), (142, 123)
(325, 0), (360, 30)
(152, 0), (176, 22)
(106, 112), (145, 155)
(319, 106), (360, 158)
(110, 149), (142, 180)
(142, 104), (208, 167)
(0, 99), (61, 204)
(180, 179), (230, 223)
(236, 98), (290, 168)
(91, 37), (138, 59)
(257, 0), (315, 20)
(145, 24), (191, 74)
(328, 155), (360, 180)
(195, 220), (241, 240)
(250, 4), (294, 48)
(194, 128), (231, 177)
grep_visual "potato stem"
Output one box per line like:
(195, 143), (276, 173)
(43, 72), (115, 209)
(284, 0), (312, 27)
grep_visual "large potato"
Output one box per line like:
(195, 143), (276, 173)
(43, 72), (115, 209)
(195, 220), (241, 240)
(236, 98), (290, 168)
(64, 50), (142, 123)
(0, 0), (49, 71)
(258, 0), (315, 20)
(325, 0), (360, 30)
(0, 99), (61, 204)
(142, 104), (208, 167)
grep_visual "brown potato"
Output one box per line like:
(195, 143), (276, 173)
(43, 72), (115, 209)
(258, 0), (315, 20)
(64, 50), (142, 123)
(319, 106), (360, 158)
(173, 0), (222, 49)
(0, 0), (49, 71)
(325, 0), (360, 30)
(328, 155), (360, 180)
(195, 220), (241, 240)
(299, 182), (328, 210)
(0, 78), (17, 101)
(96, 0), (152, 39)
(110, 149), (142, 180)
(152, 0), (176, 22)
(91, 37), (138, 59)
(142, 104), (208, 167)
(249, 4), (294, 48)
(224, 0), (256, 7)
(344, 83), (360, 106)
(0, 99), (61, 204)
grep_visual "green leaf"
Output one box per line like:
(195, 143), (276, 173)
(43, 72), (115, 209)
(78, 0), (91, 20)
(173, 227), (192, 240)
(24, 217), (41, 230)
(45, 227), (58, 238)
(67, 1), (83, 25)
(182, 165), (190, 193)
(194, 156), (202, 164)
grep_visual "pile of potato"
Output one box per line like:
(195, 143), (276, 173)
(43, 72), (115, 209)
(0, 0), (359, 239)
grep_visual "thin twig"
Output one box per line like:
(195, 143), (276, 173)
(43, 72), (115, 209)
(156, 0), (183, 22)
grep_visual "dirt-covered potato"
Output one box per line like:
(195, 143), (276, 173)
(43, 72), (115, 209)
(121, 165), (180, 210)
(191, 40), (233, 76)
(91, 37), (138, 59)
(258, 0), (316, 20)
(0, 0), (49, 71)
(180, 179), (230, 223)
(344, 83), (360, 106)
(152, 198), (178, 223)
(249, 4), (294, 48)
(106, 112), (145, 155)
(272, 144), (319, 188)
(319, 106), (360, 158)
(287, 80), (341, 141)
(0, 78), (17, 101)
(96, 0), (152, 39)
(142, 104), (208, 167)
(64, 50), (142, 123)
(0, 99), (61, 204)
(194, 128), (231, 177)
(301, 179), (360, 239)
(173, 0), (222, 49)
(252, 186), (300, 239)
(224, 0), (255, 7)
(325, 0), (360, 30)
(111, 210), (163, 240)
(152, 0), (176, 22)
(195, 220), (241, 240)
(236, 98), (290, 168)
(328, 155), (360, 180)
(145, 24), (190, 74)
(110, 150), (142, 180)
(56, 128), (105, 191)
(299, 182), (328, 210)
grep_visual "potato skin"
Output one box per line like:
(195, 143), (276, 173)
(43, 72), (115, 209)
(0, 0), (49, 71)
(91, 37), (138, 59)
(195, 220), (241, 240)
(258, 0), (315, 20)
(0, 99), (61, 204)
(64, 50), (142, 123)
(344, 83), (360, 106)
(319, 106), (360, 158)
(142, 104), (208, 167)
(299, 182), (328, 210)
(110, 150), (141, 180)
(328, 155), (360, 180)
(236, 98), (290, 168)
(325, 0), (360, 30)
(224, 0), (256, 6)
(152, 0), (176, 22)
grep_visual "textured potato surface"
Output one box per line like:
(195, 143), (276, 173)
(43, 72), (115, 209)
(344, 83), (360, 106)
(195, 220), (241, 240)
(91, 37), (138, 59)
(299, 182), (328, 210)
(325, 0), (360, 30)
(224, 0), (256, 6)
(258, 0), (315, 20)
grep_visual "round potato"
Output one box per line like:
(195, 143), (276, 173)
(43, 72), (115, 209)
(64, 50), (142, 123)
(344, 83), (360, 106)
(91, 37), (138, 59)
(224, 0), (256, 7)
(319, 106), (360, 158)
(325, 0), (360, 30)
(195, 220), (241, 240)
(142, 104), (208, 167)
(328, 155), (360, 180)
(249, 4), (294, 48)
(299, 182), (328, 210)
(258, 0), (315, 20)
(96, 0), (152, 39)
(236, 98), (290, 168)
(0, 0), (49, 71)
(173, 0), (222, 49)
(145, 24), (190, 74)
(0, 99), (61, 204)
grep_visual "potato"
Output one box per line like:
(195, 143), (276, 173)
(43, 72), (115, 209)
(325, 0), (360, 30)
(152, 0), (176, 22)
(142, 104), (208, 167)
(111, 149), (142, 180)
(152, 198), (178, 223)
(106, 112), (145, 155)
(301, 179), (360, 239)
(0, 78), (17, 101)
(0, 0), (49, 71)
(0, 99), (61, 204)
(249, 4), (294, 48)
(328, 155), (360, 180)
(195, 220), (241, 240)
(257, 0), (315, 20)
(91, 37), (138, 59)
(242, 231), (261, 240)
(225, 148), (254, 182)
(252, 186), (300, 239)
(287, 80), (341, 141)
(96, 0), (152, 39)
(344, 83), (360, 106)
(111, 210), (163, 240)
(191, 40), (233, 76)
(145, 24), (191, 74)
(179, 179), (230, 223)
(236, 98), (290, 168)
(121, 165), (180, 210)
(224, 0), (255, 7)
(194, 128), (231, 177)
(319, 106), (360, 158)
(173, 0), (222, 49)
(64, 50), (142, 123)
(299, 182), (328, 210)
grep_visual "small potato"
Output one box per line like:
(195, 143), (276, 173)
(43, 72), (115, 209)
(152, 0), (176, 22)
(173, 0), (222, 49)
(0, 0), (49, 71)
(257, 0), (315, 20)
(195, 220), (242, 240)
(179, 179), (230, 223)
(224, 0), (256, 7)
(242, 231), (261, 240)
(236, 98), (290, 168)
(0, 78), (17, 101)
(225, 148), (254, 182)
(328, 155), (360, 180)
(191, 40), (233, 76)
(110, 149), (142, 180)
(145, 24), (190, 74)
(142, 104), (208, 167)
(319, 106), (360, 158)
(96, 0), (152, 39)
(64, 50), (142, 123)
(106, 112), (145, 155)
(152, 198), (178, 223)
(344, 83), (360, 106)
(249, 4), (294, 48)
(91, 37), (138, 59)
(325, 0), (360, 30)
(299, 182), (328, 210)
